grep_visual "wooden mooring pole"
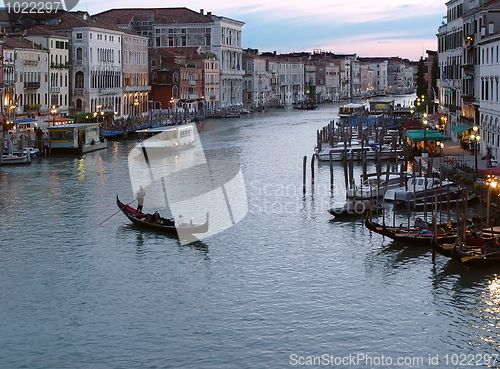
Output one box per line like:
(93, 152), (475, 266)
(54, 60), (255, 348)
(303, 156), (307, 195)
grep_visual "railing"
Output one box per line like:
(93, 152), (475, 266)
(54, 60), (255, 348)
(24, 60), (38, 66)
(51, 86), (61, 93)
(73, 88), (85, 94)
(24, 81), (40, 89)
(75, 60), (83, 66)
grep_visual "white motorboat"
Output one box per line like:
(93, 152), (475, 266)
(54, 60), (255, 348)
(384, 177), (462, 207)
(136, 124), (196, 150)
(1, 153), (28, 165)
(347, 172), (411, 199)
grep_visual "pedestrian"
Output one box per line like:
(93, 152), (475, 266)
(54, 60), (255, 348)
(135, 186), (146, 213)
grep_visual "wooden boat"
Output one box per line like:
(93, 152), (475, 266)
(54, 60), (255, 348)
(364, 217), (460, 247)
(1, 153), (28, 165)
(431, 233), (500, 266)
(293, 101), (318, 110)
(117, 195), (209, 236)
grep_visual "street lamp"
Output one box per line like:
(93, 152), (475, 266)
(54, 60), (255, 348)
(471, 132), (480, 180)
(50, 105), (58, 126)
(423, 113), (428, 154)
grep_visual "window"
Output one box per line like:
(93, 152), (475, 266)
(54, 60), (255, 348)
(205, 28), (211, 33)
(90, 33), (92, 39)
(76, 47), (82, 60)
(181, 36), (187, 46)
(75, 71), (84, 88)
(181, 28), (186, 33)
(155, 37), (161, 47)
(76, 33), (82, 39)
(155, 28), (160, 34)
(168, 28), (173, 33)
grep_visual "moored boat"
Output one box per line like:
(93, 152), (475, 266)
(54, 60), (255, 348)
(1, 153), (29, 165)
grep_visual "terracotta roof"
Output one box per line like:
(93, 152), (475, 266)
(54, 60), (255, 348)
(93, 8), (215, 25)
(3, 36), (47, 50)
(24, 25), (69, 37)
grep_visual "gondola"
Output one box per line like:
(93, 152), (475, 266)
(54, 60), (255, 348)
(117, 195), (209, 236)
(431, 236), (500, 267)
(364, 217), (460, 247)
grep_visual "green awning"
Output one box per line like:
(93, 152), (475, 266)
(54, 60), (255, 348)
(452, 124), (471, 133)
(406, 129), (448, 142)
(444, 90), (455, 97)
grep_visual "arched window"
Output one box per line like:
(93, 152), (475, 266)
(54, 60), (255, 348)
(75, 71), (84, 88)
(76, 47), (83, 61)
(172, 85), (178, 98)
(76, 99), (82, 110)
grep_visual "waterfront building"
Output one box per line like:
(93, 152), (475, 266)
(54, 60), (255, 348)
(25, 26), (70, 115)
(437, 0), (467, 140)
(359, 57), (388, 95)
(94, 8), (244, 110)
(53, 12), (125, 115)
(242, 49), (270, 110)
(387, 57), (415, 95)
(149, 48), (204, 117)
(121, 33), (151, 118)
(478, 25), (500, 160)
(3, 37), (49, 119)
(437, 0), (500, 152)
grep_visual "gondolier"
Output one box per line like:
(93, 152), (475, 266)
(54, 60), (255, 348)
(135, 186), (146, 213)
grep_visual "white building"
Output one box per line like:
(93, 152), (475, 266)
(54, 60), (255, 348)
(55, 12), (124, 115)
(25, 26), (70, 115)
(3, 37), (49, 117)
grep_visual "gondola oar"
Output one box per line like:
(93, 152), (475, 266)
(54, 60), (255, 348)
(100, 199), (136, 226)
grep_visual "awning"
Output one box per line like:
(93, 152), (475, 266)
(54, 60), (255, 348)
(403, 119), (422, 129)
(13, 118), (38, 124)
(427, 113), (444, 122)
(406, 129), (448, 142)
(444, 90), (455, 97)
(451, 124), (471, 133)
(44, 117), (74, 123)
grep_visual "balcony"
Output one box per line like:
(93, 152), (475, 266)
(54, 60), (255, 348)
(24, 60), (38, 66)
(76, 60), (83, 66)
(73, 88), (85, 95)
(51, 63), (70, 69)
(189, 80), (196, 85)
(51, 86), (61, 93)
(24, 81), (40, 89)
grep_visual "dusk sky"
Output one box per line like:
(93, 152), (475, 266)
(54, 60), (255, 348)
(82, 0), (446, 61)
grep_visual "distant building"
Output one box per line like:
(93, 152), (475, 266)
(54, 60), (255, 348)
(94, 8), (244, 110)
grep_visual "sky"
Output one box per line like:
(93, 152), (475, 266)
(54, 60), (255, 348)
(80, 0), (446, 61)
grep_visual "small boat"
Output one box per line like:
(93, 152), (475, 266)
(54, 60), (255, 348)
(384, 177), (463, 207)
(338, 103), (366, 118)
(328, 200), (383, 217)
(117, 196), (209, 236)
(293, 101), (318, 110)
(347, 172), (411, 199)
(431, 237), (500, 267)
(364, 217), (462, 247)
(135, 124), (196, 150)
(1, 153), (28, 165)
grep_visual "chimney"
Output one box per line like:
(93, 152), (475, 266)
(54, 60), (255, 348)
(200, 9), (204, 16)
(207, 11), (211, 16)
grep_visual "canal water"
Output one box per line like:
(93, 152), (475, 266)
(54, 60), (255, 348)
(2, 96), (500, 368)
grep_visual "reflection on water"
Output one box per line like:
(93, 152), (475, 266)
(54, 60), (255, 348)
(7, 97), (500, 367)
